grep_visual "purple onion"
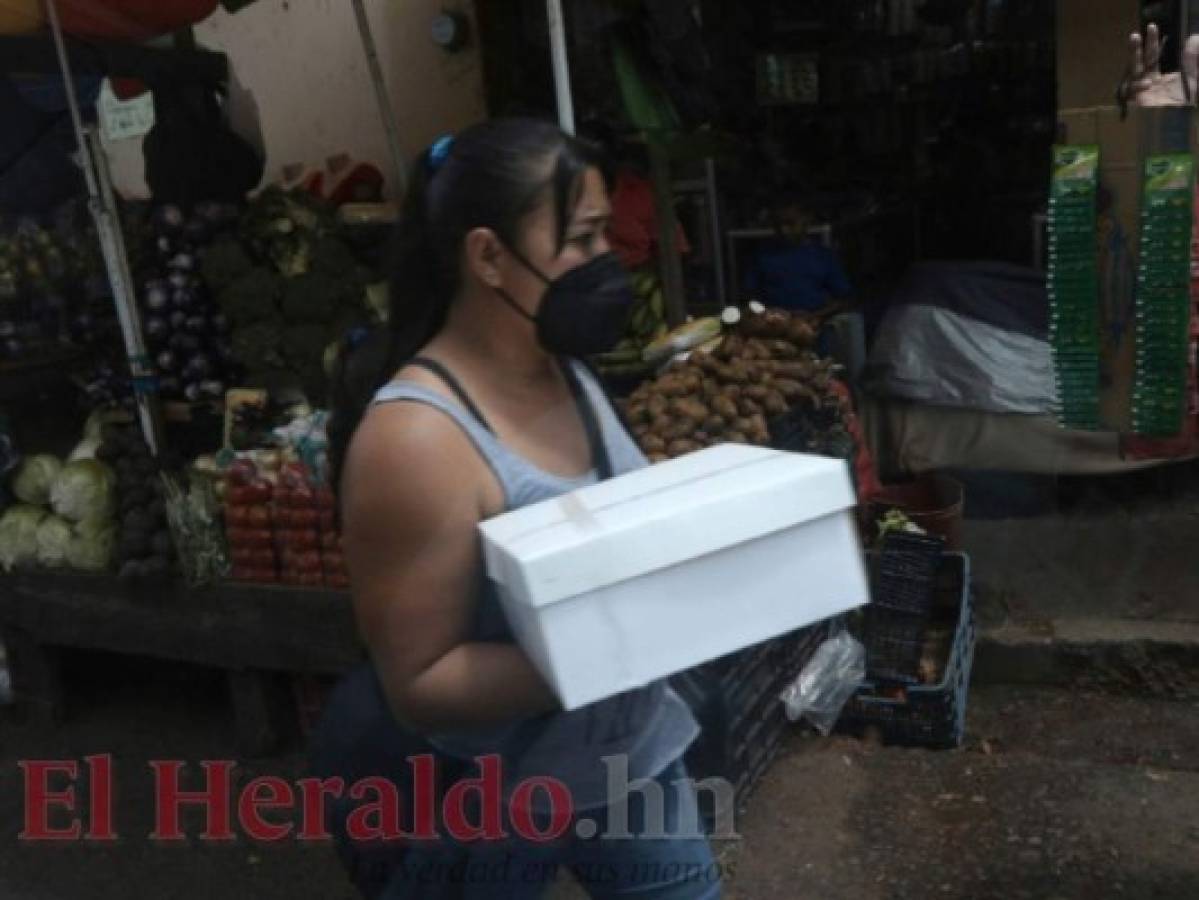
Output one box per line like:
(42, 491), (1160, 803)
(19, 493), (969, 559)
(183, 352), (213, 381)
(168, 252), (195, 272)
(145, 283), (169, 311)
(153, 205), (184, 234)
(168, 332), (200, 354)
(144, 316), (169, 343)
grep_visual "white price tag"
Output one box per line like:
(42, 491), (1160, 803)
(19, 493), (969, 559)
(98, 79), (156, 142)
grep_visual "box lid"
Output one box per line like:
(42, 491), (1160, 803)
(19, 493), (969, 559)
(478, 444), (856, 609)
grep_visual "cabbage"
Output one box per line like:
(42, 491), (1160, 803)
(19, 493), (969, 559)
(12, 454), (62, 506)
(0, 504), (47, 572)
(49, 459), (115, 523)
(36, 515), (73, 568)
(67, 518), (116, 572)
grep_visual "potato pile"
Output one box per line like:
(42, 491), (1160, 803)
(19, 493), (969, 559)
(621, 308), (848, 462)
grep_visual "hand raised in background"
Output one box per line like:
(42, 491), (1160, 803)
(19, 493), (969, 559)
(1122, 22), (1199, 107)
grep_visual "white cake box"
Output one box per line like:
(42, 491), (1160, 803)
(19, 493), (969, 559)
(478, 444), (868, 710)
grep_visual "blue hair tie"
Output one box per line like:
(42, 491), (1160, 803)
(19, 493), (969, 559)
(427, 134), (454, 173)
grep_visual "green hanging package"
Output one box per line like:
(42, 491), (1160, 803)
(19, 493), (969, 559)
(1047, 144), (1101, 430)
(1132, 154), (1194, 437)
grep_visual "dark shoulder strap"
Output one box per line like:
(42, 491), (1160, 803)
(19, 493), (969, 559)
(407, 357), (496, 434)
(568, 357), (642, 448)
(560, 358), (614, 480)
(410, 355), (613, 480)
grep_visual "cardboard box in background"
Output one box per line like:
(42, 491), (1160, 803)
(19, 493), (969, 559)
(1057, 105), (1198, 431)
(1056, 0), (1139, 111)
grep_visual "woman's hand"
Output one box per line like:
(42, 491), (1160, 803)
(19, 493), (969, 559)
(341, 401), (559, 733)
(1123, 23), (1199, 107)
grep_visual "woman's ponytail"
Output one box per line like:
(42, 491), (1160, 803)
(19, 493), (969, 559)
(328, 119), (602, 503)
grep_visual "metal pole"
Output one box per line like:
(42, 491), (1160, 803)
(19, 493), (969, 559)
(44, 0), (164, 455)
(649, 144), (686, 327)
(704, 158), (727, 307)
(351, 0), (408, 195)
(546, 0), (576, 134)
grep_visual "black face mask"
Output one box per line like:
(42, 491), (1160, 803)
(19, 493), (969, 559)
(496, 249), (636, 357)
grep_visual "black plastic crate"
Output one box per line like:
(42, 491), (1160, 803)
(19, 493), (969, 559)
(838, 552), (974, 749)
(862, 606), (927, 684)
(873, 531), (944, 616)
(671, 622), (830, 822)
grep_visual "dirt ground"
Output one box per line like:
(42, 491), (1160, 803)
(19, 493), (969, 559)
(2, 651), (1197, 900)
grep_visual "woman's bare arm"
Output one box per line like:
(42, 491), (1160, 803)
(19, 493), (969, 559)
(341, 403), (559, 733)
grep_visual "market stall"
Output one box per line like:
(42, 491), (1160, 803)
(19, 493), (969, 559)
(0, 0), (392, 750)
(1, 1), (983, 783)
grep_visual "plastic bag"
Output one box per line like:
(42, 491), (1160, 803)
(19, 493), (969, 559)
(780, 630), (866, 735)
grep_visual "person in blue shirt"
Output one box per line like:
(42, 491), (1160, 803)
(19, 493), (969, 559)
(743, 193), (854, 319)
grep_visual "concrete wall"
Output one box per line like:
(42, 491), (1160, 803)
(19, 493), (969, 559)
(107, 0), (486, 198)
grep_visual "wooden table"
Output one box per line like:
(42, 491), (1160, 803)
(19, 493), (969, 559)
(0, 572), (363, 755)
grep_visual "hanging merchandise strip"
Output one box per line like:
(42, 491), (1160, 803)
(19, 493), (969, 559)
(1132, 155), (1195, 438)
(1047, 145), (1102, 430)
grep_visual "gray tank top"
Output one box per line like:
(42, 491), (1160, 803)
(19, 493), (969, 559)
(370, 359), (698, 811)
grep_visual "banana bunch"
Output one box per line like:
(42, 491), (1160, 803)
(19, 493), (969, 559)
(593, 271), (668, 375)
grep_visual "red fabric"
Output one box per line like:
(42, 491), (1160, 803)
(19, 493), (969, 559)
(326, 162), (384, 207)
(110, 77), (147, 100)
(829, 380), (882, 503)
(59, 0), (217, 41)
(607, 171), (690, 270)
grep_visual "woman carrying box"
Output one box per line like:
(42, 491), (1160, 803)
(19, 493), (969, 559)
(320, 119), (716, 899)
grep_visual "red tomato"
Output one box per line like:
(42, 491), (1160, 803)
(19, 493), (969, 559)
(251, 548), (277, 569)
(293, 550), (322, 573)
(247, 480), (274, 504)
(228, 527), (274, 549)
(226, 458), (258, 486)
(315, 486), (336, 511)
(321, 550), (346, 572)
(289, 508), (319, 528)
(289, 485), (316, 509)
(280, 462), (310, 491)
(231, 546), (256, 565)
(224, 505), (250, 527)
(320, 530), (339, 551)
(319, 511), (336, 533)
(226, 485), (254, 506)
(284, 529), (319, 552)
(246, 506), (272, 529)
